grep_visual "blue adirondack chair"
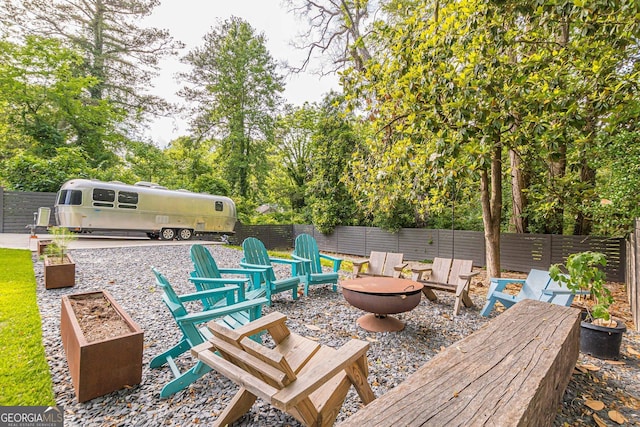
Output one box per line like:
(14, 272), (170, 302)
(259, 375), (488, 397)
(480, 268), (586, 317)
(189, 244), (266, 309)
(240, 237), (301, 305)
(149, 267), (267, 397)
(292, 233), (342, 296)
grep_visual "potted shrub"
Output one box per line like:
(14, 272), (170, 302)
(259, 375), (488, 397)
(43, 226), (77, 289)
(550, 251), (626, 360)
(61, 290), (143, 402)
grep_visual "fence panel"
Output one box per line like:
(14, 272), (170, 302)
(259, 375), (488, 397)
(550, 235), (625, 283)
(334, 226), (366, 256)
(398, 228), (437, 261)
(363, 227), (399, 254)
(501, 234), (551, 272)
(1, 190), (56, 233)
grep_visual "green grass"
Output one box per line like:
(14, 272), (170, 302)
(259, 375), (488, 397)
(0, 248), (55, 405)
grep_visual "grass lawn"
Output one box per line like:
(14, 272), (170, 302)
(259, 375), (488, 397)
(0, 248), (55, 405)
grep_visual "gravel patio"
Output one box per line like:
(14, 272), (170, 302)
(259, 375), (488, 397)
(33, 244), (640, 426)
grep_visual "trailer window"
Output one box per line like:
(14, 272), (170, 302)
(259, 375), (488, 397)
(118, 191), (138, 205)
(57, 190), (82, 205)
(215, 201), (224, 211)
(93, 188), (115, 207)
(118, 190), (138, 209)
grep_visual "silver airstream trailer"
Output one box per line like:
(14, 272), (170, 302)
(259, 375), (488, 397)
(54, 179), (236, 240)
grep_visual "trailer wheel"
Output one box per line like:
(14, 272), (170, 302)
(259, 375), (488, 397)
(178, 228), (193, 240)
(160, 228), (176, 240)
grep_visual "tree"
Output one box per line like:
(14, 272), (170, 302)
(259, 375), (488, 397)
(179, 17), (284, 199)
(275, 103), (319, 211)
(285, 0), (375, 74)
(344, 0), (640, 278)
(1, 0), (182, 126)
(0, 36), (120, 167)
(307, 93), (363, 233)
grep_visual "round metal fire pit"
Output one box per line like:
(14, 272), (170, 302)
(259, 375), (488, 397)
(342, 277), (423, 332)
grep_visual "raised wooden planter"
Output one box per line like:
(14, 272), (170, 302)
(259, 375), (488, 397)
(37, 239), (52, 256)
(44, 254), (76, 289)
(61, 290), (143, 402)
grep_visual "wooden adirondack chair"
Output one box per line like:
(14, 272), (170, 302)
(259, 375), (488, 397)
(149, 268), (267, 398)
(292, 233), (342, 296)
(411, 258), (480, 315)
(190, 244), (266, 310)
(352, 251), (407, 278)
(480, 268), (586, 317)
(191, 312), (376, 427)
(241, 237), (301, 305)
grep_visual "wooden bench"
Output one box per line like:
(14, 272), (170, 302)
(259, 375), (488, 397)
(411, 258), (480, 315)
(339, 299), (581, 427)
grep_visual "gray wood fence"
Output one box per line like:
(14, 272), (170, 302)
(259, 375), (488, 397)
(0, 188), (56, 233)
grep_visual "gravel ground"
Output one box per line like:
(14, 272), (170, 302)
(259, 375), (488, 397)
(33, 244), (640, 426)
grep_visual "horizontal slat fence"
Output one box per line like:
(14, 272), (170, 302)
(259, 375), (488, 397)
(0, 188), (56, 233)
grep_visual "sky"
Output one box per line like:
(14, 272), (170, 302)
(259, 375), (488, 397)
(143, 0), (341, 146)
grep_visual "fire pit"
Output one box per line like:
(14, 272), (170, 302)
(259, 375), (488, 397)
(341, 277), (423, 332)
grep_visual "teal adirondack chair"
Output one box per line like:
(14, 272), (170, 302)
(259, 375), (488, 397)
(189, 244), (266, 308)
(240, 237), (301, 305)
(292, 233), (342, 296)
(149, 267), (267, 398)
(480, 268), (586, 317)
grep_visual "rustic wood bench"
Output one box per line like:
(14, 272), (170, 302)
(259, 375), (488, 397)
(339, 299), (581, 427)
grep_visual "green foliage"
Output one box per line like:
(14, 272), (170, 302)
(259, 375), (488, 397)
(549, 251), (613, 323)
(180, 17), (284, 200)
(306, 94), (363, 233)
(2, 147), (90, 191)
(0, 35), (123, 169)
(0, 249), (55, 405)
(44, 226), (77, 263)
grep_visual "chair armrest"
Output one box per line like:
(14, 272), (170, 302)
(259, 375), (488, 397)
(291, 254), (312, 275)
(352, 259), (369, 275)
(189, 277), (249, 300)
(270, 257), (303, 276)
(394, 263), (408, 271)
(319, 254), (343, 272)
(178, 285), (241, 303)
(489, 277), (525, 294)
(459, 271), (480, 280)
(180, 297), (267, 325)
(219, 268), (265, 290)
(542, 289), (590, 296)
(411, 265), (432, 281)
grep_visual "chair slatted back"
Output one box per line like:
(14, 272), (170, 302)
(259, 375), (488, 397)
(430, 258), (452, 283)
(382, 252), (404, 277)
(191, 244), (221, 279)
(368, 251), (387, 276)
(449, 259), (473, 287)
(293, 234), (322, 274)
(242, 238), (277, 282)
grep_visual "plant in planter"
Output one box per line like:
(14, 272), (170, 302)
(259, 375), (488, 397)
(43, 226), (77, 289)
(550, 251), (626, 359)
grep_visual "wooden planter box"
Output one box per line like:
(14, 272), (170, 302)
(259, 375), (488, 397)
(60, 290), (144, 402)
(37, 239), (52, 256)
(44, 254), (76, 289)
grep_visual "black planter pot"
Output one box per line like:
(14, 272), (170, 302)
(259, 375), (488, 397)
(580, 316), (626, 360)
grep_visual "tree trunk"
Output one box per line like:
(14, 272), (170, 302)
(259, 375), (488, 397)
(481, 143), (502, 279)
(509, 148), (528, 233)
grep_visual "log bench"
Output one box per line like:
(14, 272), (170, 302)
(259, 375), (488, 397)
(339, 299), (581, 427)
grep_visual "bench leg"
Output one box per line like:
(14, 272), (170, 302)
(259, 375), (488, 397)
(214, 387), (257, 427)
(421, 287), (438, 301)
